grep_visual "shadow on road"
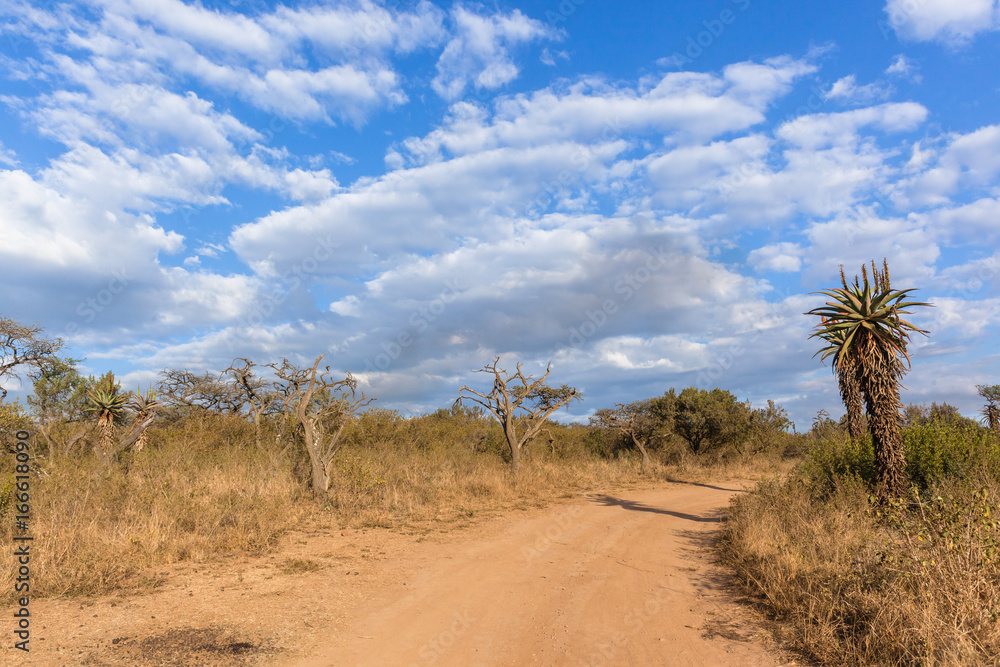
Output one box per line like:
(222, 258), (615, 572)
(589, 495), (724, 523)
(664, 479), (748, 493)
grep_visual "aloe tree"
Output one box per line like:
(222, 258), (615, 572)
(808, 260), (931, 498)
(86, 372), (129, 456)
(129, 386), (160, 453)
(978, 384), (1000, 438)
(815, 316), (866, 445)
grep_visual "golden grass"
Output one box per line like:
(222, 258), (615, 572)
(1, 427), (306, 602)
(720, 473), (1000, 665)
(0, 409), (792, 605)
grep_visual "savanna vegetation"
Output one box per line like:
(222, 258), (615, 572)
(0, 316), (795, 605)
(722, 260), (1000, 665)
(2, 256), (997, 667)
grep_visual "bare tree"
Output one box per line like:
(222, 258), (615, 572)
(590, 399), (661, 469)
(223, 357), (281, 450)
(271, 355), (373, 494)
(458, 357), (579, 475)
(156, 368), (242, 414)
(0, 316), (63, 401)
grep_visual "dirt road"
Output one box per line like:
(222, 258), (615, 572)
(12, 481), (784, 666)
(292, 482), (781, 667)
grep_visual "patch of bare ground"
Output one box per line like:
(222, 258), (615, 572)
(7, 479), (798, 666)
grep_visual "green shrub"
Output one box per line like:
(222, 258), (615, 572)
(803, 422), (999, 495)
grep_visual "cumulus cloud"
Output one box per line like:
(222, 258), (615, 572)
(824, 75), (891, 105)
(748, 243), (803, 272)
(884, 0), (1000, 45)
(398, 55), (816, 168)
(899, 124), (1000, 206)
(885, 54), (921, 81)
(0, 141), (17, 166)
(0, 0), (995, 425)
(16, 0), (447, 125)
(432, 6), (557, 100)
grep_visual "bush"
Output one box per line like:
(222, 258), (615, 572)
(803, 422), (1000, 496)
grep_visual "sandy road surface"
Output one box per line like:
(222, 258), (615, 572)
(293, 482), (782, 667)
(8, 481), (786, 666)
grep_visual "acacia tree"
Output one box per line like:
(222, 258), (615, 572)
(156, 368), (242, 414)
(27, 356), (91, 453)
(808, 260), (930, 499)
(271, 355), (373, 494)
(671, 387), (752, 453)
(458, 357), (579, 475)
(0, 316), (63, 401)
(223, 357), (281, 450)
(590, 399), (661, 468)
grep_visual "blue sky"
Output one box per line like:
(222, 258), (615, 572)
(1, 0), (999, 428)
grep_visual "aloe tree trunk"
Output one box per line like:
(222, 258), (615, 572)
(858, 338), (907, 498)
(838, 353), (865, 444)
(98, 417), (116, 457)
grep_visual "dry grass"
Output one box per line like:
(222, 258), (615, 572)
(720, 473), (1000, 665)
(0, 408), (790, 605)
(0, 420), (307, 603)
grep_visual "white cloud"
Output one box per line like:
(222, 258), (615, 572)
(230, 140), (629, 278)
(899, 124), (1000, 206)
(748, 243), (803, 272)
(432, 6), (557, 100)
(802, 213), (940, 286)
(884, 0), (1000, 45)
(539, 47), (568, 66)
(105, 0), (281, 60)
(929, 197), (1000, 243)
(885, 54), (921, 82)
(643, 134), (772, 209)
(927, 297), (1000, 337)
(25, 0), (440, 125)
(196, 242), (226, 258)
(0, 142), (17, 166)
(776, 102), (927, 149)
(824, 75), (891, 105)
(400, 56), (816, 168)
(0, 167), (183, 271)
